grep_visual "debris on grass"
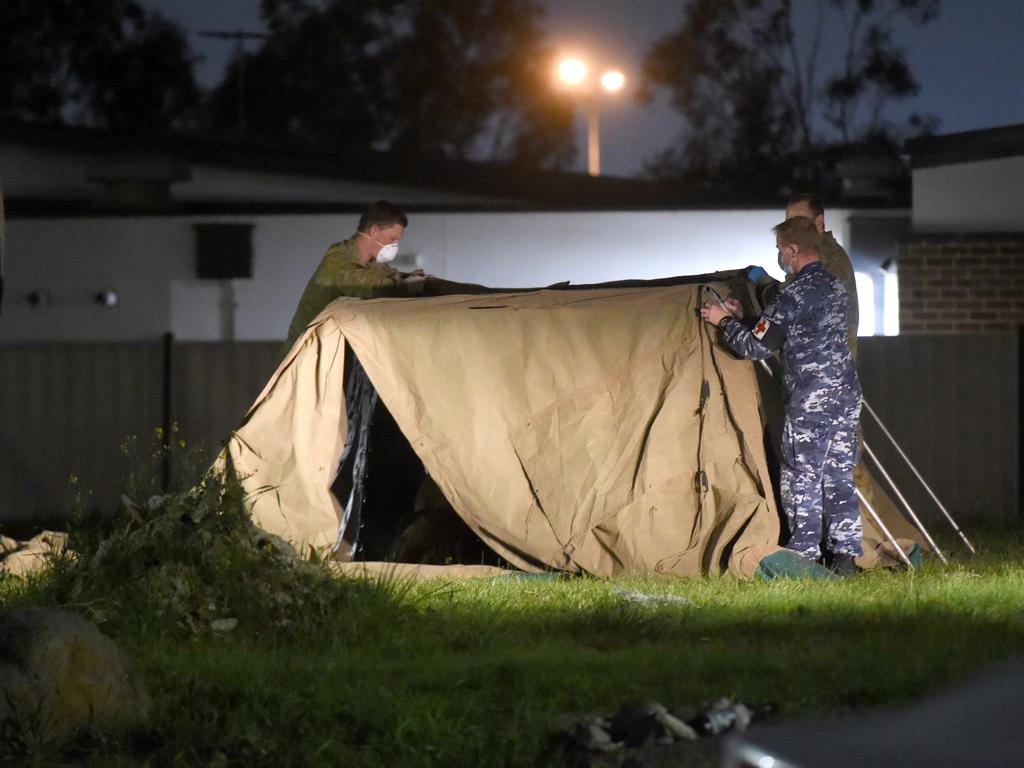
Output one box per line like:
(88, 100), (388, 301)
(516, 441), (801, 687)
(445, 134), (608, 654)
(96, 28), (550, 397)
(0, 532), (69, 578)
(551, 697), (776, 767)
(610, 587), (695, 609)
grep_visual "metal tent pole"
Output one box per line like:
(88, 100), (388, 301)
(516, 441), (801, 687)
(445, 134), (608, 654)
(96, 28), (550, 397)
(856, 487), (915, 569)
(862, 440), (948, 564)
(749, 358), (921, 567)
(861, 399), (976, 554)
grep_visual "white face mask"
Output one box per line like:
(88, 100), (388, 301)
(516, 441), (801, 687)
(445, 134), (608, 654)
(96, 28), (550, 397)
(375, 242), (399, 264)
(777, 247), (795, 275)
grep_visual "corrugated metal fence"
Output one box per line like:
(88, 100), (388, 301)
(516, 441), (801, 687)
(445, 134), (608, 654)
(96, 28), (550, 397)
(0, 335), (1019, 527)
(858, 333), (1020, 526)
(0, 338), (280, 525)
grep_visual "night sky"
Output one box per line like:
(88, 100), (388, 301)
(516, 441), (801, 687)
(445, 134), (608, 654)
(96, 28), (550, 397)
(139, 0), (1024, 177)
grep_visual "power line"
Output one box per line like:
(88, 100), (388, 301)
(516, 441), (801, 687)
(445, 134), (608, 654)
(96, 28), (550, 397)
(197, 29), (270, 132)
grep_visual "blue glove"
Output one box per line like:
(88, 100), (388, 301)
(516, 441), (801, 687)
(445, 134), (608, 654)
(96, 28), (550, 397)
(746, 265), (768, 282)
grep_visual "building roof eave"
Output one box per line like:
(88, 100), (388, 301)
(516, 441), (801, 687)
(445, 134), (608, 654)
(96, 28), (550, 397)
(905, 123), (1024, 169)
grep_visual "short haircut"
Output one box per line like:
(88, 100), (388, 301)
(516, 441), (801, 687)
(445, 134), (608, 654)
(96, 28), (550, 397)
(787, 192), (824, 219)
(358, 200), (408, 232)
(774, 216), (820, 254)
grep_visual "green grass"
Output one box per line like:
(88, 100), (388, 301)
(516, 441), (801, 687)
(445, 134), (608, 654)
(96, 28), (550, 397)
(3, 477), (1024, 766)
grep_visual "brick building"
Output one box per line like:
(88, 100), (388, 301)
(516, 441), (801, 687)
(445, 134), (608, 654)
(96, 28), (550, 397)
(901, 125), (1024, 333)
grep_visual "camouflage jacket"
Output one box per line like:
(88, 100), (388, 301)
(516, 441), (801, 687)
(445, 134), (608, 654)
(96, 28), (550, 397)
(284, 237), (407, 348)
(785, 231), (858, 359)
(721, 261), (861, 416)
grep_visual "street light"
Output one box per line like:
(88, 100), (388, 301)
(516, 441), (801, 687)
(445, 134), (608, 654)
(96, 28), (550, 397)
(600, 70), (625, 93)
(557, 57), (587, 87)
(555, 56), (626, 177)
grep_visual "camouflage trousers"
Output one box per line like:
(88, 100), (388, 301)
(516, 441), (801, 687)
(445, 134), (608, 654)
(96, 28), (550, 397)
(779, 401), (863, 561)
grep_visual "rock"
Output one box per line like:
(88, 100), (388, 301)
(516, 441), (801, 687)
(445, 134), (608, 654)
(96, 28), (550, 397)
(210, 617), (238, 633)
(0, 607), (150, 748)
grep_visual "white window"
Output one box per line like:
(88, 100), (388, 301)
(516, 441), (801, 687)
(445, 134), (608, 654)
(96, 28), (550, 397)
(854, 272), (875, 336)
(883, 268), (900, 336)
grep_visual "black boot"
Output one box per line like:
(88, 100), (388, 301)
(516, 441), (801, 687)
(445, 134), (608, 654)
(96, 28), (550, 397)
(828, 552), (861, 576)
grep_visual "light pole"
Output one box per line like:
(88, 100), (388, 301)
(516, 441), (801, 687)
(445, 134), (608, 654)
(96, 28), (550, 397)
(555, 57), (626, 177)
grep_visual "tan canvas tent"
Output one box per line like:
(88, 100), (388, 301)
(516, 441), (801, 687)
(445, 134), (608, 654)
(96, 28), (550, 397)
(217, 276), (922, 580)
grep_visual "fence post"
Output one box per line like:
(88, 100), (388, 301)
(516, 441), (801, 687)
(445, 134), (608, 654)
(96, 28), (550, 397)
(162, 332), (174, 493)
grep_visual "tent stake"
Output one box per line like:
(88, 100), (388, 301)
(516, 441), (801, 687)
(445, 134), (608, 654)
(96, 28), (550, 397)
(856, 487), (915, 569)
(863, 440), (948, 565)
(861, 399), (976, 555)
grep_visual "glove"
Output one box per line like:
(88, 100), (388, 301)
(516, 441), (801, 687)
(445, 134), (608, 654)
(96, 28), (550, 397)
(745, 265), (768, 282)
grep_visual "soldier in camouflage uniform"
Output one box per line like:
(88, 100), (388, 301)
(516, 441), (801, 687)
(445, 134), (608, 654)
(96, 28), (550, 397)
(785, 193), (859, 359)
(701, 216), (863, 573)
(283, 200), (424, 350)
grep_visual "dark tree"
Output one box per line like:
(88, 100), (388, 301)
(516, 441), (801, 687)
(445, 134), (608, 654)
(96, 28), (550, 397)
(0, 0), (200, 131)
(208, 0), (399, 149)
(641, 0), (940, 193)
(208, 0), (574, 167)
(375, 0), (575, 166)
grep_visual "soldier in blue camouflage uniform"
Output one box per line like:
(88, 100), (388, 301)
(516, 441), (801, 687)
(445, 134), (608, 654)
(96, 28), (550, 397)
(700, 216), (863, 573)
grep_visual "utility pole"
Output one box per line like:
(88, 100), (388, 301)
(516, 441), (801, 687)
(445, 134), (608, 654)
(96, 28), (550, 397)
(198, 30), (270, 132)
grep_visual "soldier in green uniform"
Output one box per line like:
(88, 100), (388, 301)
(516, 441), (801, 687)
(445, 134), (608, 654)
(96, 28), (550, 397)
(785, 193), (859, 359)
(282, 201), (426, 557)
(283, 200), (423, 350)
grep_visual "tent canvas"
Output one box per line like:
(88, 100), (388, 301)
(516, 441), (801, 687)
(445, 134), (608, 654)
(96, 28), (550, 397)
(217, 277), (922, 579)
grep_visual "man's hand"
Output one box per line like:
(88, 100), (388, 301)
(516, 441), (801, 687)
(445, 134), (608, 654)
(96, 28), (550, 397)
(700, 301), (729, 326)
(403, 273), (426, 295)
(701, 297), (742, 326)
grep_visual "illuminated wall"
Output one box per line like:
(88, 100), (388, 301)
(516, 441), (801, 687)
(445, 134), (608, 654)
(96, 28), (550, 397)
(4, 208), (876, 342)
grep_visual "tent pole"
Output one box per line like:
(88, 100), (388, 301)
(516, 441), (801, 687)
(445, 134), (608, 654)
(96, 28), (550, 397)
(861, 399), (976, 554)
(856, 487), (915, 569)
(862, 440), (948, 565)
(753, 360), (922, 567)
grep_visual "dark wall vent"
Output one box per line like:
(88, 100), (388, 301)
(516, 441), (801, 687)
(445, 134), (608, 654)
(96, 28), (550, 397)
(194, 223), (253, 279)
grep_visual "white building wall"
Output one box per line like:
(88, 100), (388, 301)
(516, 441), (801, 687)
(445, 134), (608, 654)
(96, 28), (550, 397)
(912, 155), (1024, 232)
(3, 217), (193, 341)
(2, 208), (858, 342)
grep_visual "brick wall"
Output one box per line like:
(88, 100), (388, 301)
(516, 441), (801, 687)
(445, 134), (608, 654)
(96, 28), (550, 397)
(898, 235), (1024, 333)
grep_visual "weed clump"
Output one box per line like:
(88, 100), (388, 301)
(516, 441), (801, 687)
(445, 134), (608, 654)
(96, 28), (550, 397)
(31, 468), (359, 640)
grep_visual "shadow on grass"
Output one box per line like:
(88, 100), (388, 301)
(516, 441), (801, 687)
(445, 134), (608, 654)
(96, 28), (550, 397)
(26, 564), (1009, 768)
(5, 517), (1023, 767)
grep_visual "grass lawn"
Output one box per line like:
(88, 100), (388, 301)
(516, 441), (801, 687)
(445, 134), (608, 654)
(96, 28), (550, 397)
(3, 477), (1024, 766)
